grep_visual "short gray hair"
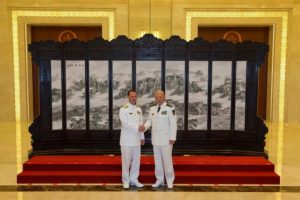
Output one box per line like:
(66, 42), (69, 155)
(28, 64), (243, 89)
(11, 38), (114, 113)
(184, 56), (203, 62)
(154, 89), (165, 96)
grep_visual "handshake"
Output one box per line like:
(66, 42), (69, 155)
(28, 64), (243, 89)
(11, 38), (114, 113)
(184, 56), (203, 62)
(138, 124), (146, 132)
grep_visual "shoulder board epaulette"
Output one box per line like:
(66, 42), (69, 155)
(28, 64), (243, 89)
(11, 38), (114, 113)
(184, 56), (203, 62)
(135, 104), (141, 108)
(166, 103), (173, 108)
(149, 102), (156, 107)
(122, 104), (128, 109)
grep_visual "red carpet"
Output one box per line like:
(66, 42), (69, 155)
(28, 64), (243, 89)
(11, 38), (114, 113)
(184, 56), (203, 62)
(17, 155), (280, 184)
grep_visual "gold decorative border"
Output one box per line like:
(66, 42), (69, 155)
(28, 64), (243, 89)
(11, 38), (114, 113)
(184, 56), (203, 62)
(186, 11), (289, 176)
(12, 10), (115, 173)
(223, 30), (242, 43)
(58, 30), (78, 42)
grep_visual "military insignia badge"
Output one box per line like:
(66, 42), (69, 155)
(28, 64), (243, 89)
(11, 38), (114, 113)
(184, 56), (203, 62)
(166, 103), (173, 108)
(129, 112), (133, 115)
(161, 111), (167, 115)
(172, 110), (176, 115)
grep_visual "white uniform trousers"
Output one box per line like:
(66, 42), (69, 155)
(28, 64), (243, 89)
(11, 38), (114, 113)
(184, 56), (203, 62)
(121, 146), (141, 184)
(153, 145), (175, 185)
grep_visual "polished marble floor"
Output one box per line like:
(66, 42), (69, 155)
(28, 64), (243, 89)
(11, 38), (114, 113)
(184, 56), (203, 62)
(0, 122), (300, 199)
(0, 192), (299, 200)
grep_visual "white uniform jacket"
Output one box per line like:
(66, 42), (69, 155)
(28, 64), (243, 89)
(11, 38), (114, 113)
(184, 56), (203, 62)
(119, 103), (145, 146)
(144, 101), (177, 146)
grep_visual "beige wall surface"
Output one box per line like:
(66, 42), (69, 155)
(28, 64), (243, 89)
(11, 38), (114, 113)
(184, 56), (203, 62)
(1, 0), (299, 123)
(286, 1), (300, 122)
(0, 0), (15, 123)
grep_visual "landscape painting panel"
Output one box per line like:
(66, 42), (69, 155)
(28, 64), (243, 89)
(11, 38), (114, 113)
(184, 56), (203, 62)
(235, 61), (247, 130)
(136, 61), (161, 120)
(66, 60), (86, 130)
(188, 61), (208, 130)
(211, 61), (232, 130)
(113, 61), (132, 129)
(51, 60), (62, 130)
(89, 60), (109, 130)
(165, 61), (185, 130)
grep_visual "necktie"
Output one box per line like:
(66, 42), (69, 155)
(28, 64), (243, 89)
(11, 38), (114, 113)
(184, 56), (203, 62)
(157, 106), (161, 113)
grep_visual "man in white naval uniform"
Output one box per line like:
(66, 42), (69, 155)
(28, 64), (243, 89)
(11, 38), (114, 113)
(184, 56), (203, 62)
(119, 89), (145, 189)
(142, 89), (177, 189)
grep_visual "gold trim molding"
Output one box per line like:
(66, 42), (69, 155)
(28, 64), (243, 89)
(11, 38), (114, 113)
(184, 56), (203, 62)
(11, 10), (115, 173)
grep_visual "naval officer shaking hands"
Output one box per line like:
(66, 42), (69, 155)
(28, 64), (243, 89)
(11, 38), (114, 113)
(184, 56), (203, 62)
(119, 89), (145, 189)
(141, 89), (177, 189)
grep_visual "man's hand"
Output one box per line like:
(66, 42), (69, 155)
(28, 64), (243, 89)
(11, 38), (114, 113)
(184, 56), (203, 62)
(138, 125), (145, 132)
(141, 140), (145, 145)
(169, 140), (175, 145)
